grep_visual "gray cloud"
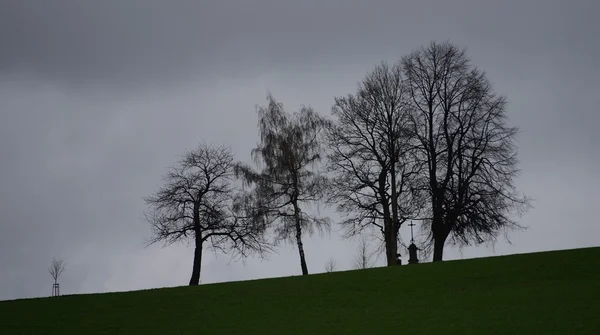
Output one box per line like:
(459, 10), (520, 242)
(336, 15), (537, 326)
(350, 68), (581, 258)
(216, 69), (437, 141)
(4, 0), (596, 89)
(1, 0), (599, 301)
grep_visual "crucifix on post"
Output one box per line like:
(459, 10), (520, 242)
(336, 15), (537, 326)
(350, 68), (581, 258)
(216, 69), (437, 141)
(408, 221), (419, 264)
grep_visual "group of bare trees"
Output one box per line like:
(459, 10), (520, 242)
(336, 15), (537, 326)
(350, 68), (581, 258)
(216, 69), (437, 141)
(144, 41), (530, 285)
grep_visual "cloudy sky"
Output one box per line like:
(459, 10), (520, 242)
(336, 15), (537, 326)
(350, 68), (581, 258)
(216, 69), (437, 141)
(1, 0), (598, 301)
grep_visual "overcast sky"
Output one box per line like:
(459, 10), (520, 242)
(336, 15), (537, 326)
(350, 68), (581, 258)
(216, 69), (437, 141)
(1, 0), (598, 301)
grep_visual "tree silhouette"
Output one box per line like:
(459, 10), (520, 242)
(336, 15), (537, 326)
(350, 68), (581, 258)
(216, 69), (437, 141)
(235, 94), (331, 275)
(326, 62), (424, 266)
(324, 257), (337, 273)
(144, 142), (270, 285)
(48, 258), (66, 285)
(353, 237), (376, 270)
(402, 41), (531, 261)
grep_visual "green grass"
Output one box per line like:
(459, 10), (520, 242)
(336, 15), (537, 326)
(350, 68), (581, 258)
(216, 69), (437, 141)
(2, 247), (599, 334)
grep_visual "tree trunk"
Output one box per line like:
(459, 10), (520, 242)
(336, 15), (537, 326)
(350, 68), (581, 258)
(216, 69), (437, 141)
(294, 222), (309, 276)
(293, 202), (309, 275)
(190, 202), (203, 286)
(389, 145), (400, 266)
(432, 230), (448, 262)
(377, 169), (397, 266)
(382, 215), (399, 266)
(189, 240), (203, 285)
(384, 230), (399, 266)
(296, 227), (309, 276)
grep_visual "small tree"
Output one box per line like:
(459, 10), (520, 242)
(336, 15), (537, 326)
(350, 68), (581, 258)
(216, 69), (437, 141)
(48, 258), (66, 296)
(353, 237), (375, 270)
(324, 257), (337, 273)
(49, 258), (66, 284)
(235, 94), (331, 276)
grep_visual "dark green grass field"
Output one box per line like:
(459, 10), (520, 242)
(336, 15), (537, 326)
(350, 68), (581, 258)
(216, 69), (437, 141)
(2, 247), (599, 334)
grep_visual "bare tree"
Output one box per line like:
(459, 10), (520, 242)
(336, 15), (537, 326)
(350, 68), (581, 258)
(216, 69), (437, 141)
(324, 257), (337, 273)
(48, 258), (66, 285)
(326, 62), (424, 266)
(401, 41), (531, 261)
(353, 237), (375, 270)
(235, 94), (331, 276)
(144, 142), (270, 285)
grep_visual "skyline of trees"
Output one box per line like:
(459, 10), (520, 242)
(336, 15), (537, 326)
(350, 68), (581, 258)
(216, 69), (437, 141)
(144, 41), (530, 282)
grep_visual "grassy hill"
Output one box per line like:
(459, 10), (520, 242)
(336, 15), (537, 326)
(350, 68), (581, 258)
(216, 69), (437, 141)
(2, 247), (599, 334)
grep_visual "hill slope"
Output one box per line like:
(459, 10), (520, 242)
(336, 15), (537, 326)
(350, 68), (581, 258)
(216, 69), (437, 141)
(2, 247), (599, 334)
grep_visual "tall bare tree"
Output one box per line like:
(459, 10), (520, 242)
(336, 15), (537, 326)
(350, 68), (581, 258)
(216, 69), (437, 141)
(402, 41), (530, 261)
(235, 94), (331, 276)
(326, 62), (424, 266)
(48, 258), (66, 285)
(353, 237), (375, 270)
(144, 142), (269, 285)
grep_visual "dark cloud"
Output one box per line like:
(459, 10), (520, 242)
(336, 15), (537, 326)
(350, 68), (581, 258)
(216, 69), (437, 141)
(3, 0), (596, 89)
(0, 0), (599, 301)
